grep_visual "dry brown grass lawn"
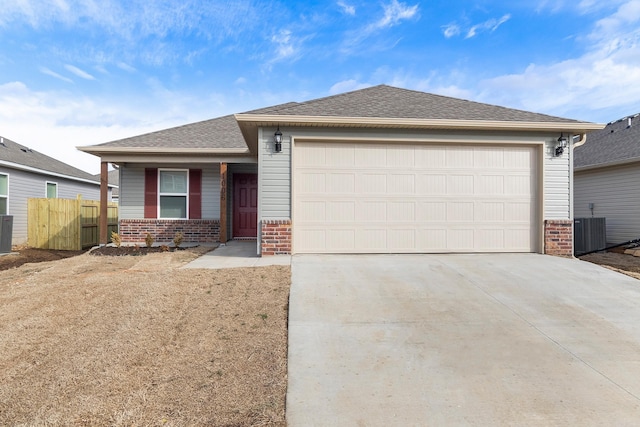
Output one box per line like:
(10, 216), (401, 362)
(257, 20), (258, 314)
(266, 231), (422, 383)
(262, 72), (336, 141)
(0, 247), (290, 426)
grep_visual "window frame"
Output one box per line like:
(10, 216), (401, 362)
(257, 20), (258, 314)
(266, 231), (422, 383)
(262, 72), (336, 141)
(46, 181), (58, 199)
(0, 173), (9, 215)
(157, 168), (189, 219)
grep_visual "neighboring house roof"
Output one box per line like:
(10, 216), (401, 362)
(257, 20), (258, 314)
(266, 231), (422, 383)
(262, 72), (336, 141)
(79, 85), (602, 157)
(0, 136), (101, 184)
(574, 114), (640, 170)
(93, 169), (119, 197)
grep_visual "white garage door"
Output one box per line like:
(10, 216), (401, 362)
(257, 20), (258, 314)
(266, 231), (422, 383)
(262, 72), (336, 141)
(293, 142), (539, 254)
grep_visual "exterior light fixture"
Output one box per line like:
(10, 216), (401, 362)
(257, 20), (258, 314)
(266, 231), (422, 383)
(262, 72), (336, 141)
(274, 126), (283, 153)
(555, 133), (568, 156)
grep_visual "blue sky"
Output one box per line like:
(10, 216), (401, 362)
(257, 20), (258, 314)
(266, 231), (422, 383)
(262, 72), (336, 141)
(1, 0), (640, 174)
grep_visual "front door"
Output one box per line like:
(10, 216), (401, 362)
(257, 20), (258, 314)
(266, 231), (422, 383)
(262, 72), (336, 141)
(233, 173), (258, 238)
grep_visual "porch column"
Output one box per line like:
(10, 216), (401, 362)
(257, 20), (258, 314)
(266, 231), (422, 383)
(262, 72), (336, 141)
(219, 162), (227, 243)
(99, 161), (109, 245)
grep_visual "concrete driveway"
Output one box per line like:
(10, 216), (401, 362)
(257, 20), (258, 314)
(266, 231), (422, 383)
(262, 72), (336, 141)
(287, 254), (640, 426)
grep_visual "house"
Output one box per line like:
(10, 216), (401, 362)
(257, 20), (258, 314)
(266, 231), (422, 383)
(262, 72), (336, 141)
(79, 85), (602, 256)
(0, 136), (113, 245)
(574, 114), (640, 245)
(94, 169), (120, 203)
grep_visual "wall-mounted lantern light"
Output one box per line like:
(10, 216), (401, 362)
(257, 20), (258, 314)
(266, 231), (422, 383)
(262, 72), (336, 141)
(274, 126), (283, 153)
(555, 133), (568, 156)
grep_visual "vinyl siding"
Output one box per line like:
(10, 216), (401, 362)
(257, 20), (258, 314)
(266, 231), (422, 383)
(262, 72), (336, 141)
(543, 141), (571, 220)
(120, 164), (221, 220)
(258, 127), (291, 219)
(0, 166), (101, 244)
(575, 164), (640, 243)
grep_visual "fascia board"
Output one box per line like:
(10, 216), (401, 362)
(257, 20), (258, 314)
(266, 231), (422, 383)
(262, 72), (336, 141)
(235, 114), (605, 133)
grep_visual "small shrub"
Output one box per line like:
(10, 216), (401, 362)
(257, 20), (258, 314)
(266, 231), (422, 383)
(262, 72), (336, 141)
(110, 231), (122, 247)
(173, 232), (184, 248)
(145, 233), (154, 248)
(160, 245), (170, 252)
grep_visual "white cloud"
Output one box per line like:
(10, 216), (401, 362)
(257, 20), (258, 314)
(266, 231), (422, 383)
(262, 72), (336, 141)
(329, 79), (371, 94)
(442, 23), (460, 38)
(39, 67), (73, 83)
(64, 64), (96, 80)
(341, 0), (419, 53)
(0, 81), (242, 174)
(272, 30), (296, 60)
(371, 0), (419, 30)
(337, 1), (356, 16)
(117, 62), (136, 73)
(471, 1), (640, 121)
(465, 14), (511, 39)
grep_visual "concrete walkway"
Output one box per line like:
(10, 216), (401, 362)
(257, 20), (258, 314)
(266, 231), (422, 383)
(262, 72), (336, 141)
(182, 240), (290, 269)
(288, 253), (640, 426)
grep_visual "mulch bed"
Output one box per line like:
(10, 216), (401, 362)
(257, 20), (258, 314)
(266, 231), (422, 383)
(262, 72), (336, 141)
(90, 245), (187, 256)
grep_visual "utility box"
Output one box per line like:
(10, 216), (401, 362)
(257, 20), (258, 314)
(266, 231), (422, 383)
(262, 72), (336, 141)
(0, 215), (12, 254)
(574, 217), (606, 256)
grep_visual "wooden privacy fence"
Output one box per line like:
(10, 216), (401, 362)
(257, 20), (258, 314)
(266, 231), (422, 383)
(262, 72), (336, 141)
(28, 198), (118, 250)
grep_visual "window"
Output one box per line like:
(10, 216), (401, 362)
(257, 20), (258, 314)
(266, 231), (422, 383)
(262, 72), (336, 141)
(0, 174), (7, 215)
(145, 168), (201, 220)
(159, 170), (188, 218)
(46, 182), (58, 198)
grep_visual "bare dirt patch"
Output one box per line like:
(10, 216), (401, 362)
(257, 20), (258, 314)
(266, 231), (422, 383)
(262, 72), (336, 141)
(0, 247), (290, 426)
(580, 251), (640, 280)
(0, 247), (86, 271)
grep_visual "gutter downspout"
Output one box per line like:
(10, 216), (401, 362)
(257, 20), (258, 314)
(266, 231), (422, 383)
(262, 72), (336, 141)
(573, 133), (587, 148)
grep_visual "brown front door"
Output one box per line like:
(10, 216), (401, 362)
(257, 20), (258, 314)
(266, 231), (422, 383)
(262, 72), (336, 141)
(233, 173), (258, 238)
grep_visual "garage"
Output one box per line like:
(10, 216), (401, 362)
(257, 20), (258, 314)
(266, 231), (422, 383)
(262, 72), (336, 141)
(293, 141), (539, 253)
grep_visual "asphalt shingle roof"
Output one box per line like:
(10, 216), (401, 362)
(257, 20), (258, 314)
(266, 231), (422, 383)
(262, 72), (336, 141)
(0, 136), (100, 182)
(89, 114), (248, 149)
(90, 85), (589, 151)
(243, 85), (583, 123)
(574, 114), (640, 169)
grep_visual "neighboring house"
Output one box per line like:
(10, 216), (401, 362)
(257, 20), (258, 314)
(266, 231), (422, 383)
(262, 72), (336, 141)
(574, 114), (640, 244)
(94, 169), (120, 203)
(79, 85), (602, 256)
(0, 136), (113, 245)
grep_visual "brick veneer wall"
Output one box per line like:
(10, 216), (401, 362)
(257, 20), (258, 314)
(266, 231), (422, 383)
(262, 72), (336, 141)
(544, 220), (573, 257)
(261, 220), (291, 255)
(119, 219), (220, 243)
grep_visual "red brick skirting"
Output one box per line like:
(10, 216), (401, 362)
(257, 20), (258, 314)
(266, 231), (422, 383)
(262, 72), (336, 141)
(261, 220), (291, 255)
(544, 220), (573, 257)
(119, 219), (220, 243)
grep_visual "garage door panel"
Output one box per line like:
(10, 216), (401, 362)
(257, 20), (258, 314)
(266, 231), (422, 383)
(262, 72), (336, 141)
(416, 174), (446, 194)
(474, 148), (505, 168)
(447, 175), (474, 194)
(415, 147), (445, 168)
(326, 201), (355, 221)
(357, 174), (387, 193)
(388, 174), (415, 193)
(357, 201), (387, 221)
(388, 202), (415, 221)
(446, 147), (474, 168)
(477, 175), (505, 194)
(293, 142), (538, 253)
(417, 202), (446, 221)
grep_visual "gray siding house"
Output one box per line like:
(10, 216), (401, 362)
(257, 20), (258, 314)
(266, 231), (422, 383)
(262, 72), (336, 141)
(574, 114), (640, 244)
(80, 85), (602, 256)
(0, 136), (111, 245)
